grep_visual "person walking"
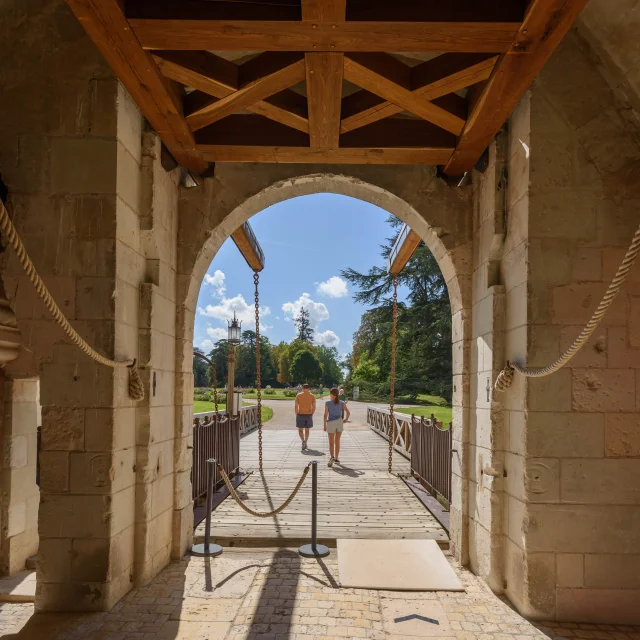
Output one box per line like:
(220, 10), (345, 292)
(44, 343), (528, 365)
(295, 383), (316, 450)
(324, 387), (350, 467)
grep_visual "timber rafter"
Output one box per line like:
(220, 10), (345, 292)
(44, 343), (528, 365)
(66, 0), (587, 175)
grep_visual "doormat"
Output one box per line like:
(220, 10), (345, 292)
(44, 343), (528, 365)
(337, 539), (464, 591)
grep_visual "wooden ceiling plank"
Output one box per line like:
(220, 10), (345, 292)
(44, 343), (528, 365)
(129, 20), (521, 53)
(305, 53), (344, 149)
(444, 0), (589, 176)
(155, 51), (309, 132)
(343, 55), (466, 136)
(301, 0), (346, 21)
(126, 0), (525, 23)
(197, 145), (454, 165)
(341, 54), (495, 133)
(185, 58), (307, 131)
(196, 115), (309, 147)
(66, 0), (206, 173)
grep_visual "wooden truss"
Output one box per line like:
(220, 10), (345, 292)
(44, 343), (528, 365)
(66, 0), (588, 176)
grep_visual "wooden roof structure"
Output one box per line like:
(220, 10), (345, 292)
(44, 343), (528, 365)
(66, 0), (587, 176)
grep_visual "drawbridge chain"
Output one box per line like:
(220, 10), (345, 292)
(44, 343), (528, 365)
(254, 270), (263, 472)
(388, 275), (398, 474)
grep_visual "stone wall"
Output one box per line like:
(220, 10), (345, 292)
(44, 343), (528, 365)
(0, 0), (183, 610)
(176, 167), (474, 562)
(470, 29), (640, 624)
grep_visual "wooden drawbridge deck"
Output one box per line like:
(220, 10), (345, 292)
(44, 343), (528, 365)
(195, 427), (448, 547)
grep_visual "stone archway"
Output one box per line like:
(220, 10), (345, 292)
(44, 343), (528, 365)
(174, 167), (473, 564)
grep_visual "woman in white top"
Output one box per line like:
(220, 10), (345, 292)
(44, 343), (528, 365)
(324, 387), (350, 467)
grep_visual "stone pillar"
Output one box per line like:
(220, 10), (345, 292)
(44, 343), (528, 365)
(134, 132), (183, 584)
(1, 376), (40, 576)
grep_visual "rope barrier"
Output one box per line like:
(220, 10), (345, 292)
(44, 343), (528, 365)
(495, 220), (640, 392)
(0, 201), (144, 400)
(216, 461), (311, 518)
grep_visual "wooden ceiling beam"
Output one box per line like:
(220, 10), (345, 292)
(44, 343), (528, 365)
(341, 53), (497, 133)
(197, 146), (454, 165)
(155, 51), (309, 133)
(444, 0), (589, 176)
(65, 0), (206, 173)
(129, 20), (521, 53)
(185, 57), (306, 131)
(302, 0), (345, 149)
(343, 55), (466, 136)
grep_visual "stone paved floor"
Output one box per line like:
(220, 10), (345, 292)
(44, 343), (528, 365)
(2, 548), (639, 640)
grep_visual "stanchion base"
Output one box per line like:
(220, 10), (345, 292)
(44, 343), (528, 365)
(190, 543), (223, 557)
(299, 543), (330, 558)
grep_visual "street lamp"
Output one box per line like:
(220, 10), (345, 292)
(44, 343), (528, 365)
(228, 313), (241, 345)
(227, 314), (241, 416)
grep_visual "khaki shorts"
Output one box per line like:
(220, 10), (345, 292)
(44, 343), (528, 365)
(326, 418), (344, 434)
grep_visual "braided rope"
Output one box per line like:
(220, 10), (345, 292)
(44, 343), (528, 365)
(495, 220), (640, 392)
(0, 201), (144, 400)
(216, 461), (311, 518)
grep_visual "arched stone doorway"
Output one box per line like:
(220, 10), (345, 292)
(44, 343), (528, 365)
(174, 167), (473, 564)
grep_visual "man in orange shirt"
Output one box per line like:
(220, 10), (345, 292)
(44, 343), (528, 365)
(295, 383), (316, 450)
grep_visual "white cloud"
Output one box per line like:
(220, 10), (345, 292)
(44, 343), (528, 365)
(198, 338), (214, 352)
(203, 270), (226, 297)
(198, 294), (271, 332)
(315, 330), (340, 348)
(282, 293), (329, 331)
(317, 276), (348, 298)
(206, 326), (228, 341)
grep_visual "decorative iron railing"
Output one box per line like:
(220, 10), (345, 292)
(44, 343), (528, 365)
(367, 406), (452, 506)
(410, 415), (452, 506)
(191, 413), (240, 502)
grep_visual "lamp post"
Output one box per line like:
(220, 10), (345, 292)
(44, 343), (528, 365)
(227, 313), (241, 416)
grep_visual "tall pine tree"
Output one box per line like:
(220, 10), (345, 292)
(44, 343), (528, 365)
(294, 308), (314, 342)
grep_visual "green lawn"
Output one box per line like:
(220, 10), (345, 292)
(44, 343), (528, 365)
(395, 393), (449, 406)
(193, 400), (273, 423)
(395, 405), (452, 425)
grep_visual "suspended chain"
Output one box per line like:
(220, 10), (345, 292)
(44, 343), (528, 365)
(388, 276), (398, 474)
(495, 220), (640, 392)
(254, 271), (263, 472)
(216, 461), (311, 517)
(0, 201), (144, 400)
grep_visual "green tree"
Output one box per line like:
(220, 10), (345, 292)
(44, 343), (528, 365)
(294, 308), (314, 342)
(316, 345), (343, 386)
(352, 354), (380, 382)
(342, 215), (452, 400)
(277, 349), (291, 384)
(290, 349), (323, 385)
(236, 330), (276, 387)
(193, 348), (209, 387)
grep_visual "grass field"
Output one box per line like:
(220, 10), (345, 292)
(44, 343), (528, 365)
(395, 393), (449, 406)
(193, 401), (273, 423)
(395, 405), (452, 424)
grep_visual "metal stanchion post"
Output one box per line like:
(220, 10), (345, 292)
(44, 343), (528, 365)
(299, 461), (329, 558)
(191, 458), (223, 557)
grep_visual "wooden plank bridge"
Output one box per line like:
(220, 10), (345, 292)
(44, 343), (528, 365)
(195, 426), (448, 547)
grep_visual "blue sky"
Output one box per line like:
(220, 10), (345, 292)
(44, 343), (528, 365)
(194, 193), (408, 360)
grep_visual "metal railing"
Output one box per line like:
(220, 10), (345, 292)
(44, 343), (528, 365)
(191, 413), (240, 502)
(367, 406), (452, 505)
(410, 415), (452, 506)
(194, 404), (261, 436)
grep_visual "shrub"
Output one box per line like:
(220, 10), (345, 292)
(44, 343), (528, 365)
(264, 388), (275, 395)
(283, 389), (296, 398)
